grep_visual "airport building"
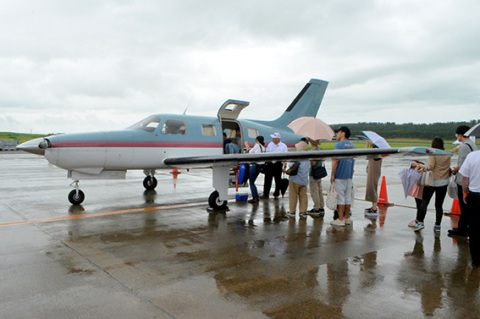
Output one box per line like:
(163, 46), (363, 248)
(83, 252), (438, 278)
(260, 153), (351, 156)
(0, 141), (18, 151)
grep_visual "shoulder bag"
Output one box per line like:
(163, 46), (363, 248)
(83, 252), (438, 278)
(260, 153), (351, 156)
(312, 162), (328, 180)
(286, 162), (300, 176)
(417, 167), (434, 187)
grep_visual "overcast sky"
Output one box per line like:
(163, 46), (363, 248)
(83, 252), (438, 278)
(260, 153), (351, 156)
(1, 0), (479, 134)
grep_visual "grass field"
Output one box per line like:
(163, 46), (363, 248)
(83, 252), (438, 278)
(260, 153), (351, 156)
(316, 138), (461, 151)
(0, 132), (46, 144)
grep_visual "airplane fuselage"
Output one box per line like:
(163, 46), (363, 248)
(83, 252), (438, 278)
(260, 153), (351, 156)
(36, 113), (302, 174)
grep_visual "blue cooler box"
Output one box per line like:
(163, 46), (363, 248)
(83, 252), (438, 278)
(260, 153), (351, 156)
(236, 193), (248, 201)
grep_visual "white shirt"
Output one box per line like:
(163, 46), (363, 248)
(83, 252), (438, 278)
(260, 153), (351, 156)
(459, 150), (480, 192)
(249, 143), (266, 154)
(266, 141), (288, 153)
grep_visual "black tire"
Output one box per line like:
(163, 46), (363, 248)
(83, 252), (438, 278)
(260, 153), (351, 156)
(208, 191), (227, 210)
(143, 176), (158, 190)
(68, 189), (85, 205)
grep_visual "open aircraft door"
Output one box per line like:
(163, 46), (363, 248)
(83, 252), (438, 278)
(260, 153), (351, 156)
(217, 99), (250, 149)
(217, 99), (249, 123)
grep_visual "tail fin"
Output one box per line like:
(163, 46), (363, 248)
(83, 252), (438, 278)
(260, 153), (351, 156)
(254, 79), (329, 127)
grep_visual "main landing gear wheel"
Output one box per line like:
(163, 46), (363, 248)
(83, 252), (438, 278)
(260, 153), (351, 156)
(143, 176), (158, 190)
(68, 189), (85, 205)
(208, 191), (227, 210)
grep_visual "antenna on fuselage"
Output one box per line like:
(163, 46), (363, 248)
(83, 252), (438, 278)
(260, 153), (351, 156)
(182, 101), (191, 115)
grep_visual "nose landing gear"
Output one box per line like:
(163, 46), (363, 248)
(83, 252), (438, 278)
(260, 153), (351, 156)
(143, 170), (158, 190)
(68, 180), (85, 205)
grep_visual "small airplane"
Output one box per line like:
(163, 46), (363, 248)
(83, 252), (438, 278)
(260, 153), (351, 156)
(18, 79), (452, 209)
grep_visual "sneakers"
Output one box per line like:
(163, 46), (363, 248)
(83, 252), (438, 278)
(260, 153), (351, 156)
(286, 212), (296, 218)
(365, 207), (378, 214)
(433, 225), (441, 232)
(299, 212), (308, 219)
(408, 220), (418, 228)
(330, 219), (345, 227)
(414, 222), (425, 232)
(344, 218), (352, 225)
(308, 208), (325, 217)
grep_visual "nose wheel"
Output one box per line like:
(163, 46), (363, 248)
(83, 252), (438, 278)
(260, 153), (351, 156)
(68, 181), (85, 205)
(143, 176), (158, 190)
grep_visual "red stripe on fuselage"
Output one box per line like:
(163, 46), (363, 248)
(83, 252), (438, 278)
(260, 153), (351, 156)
(51, 141), (222, 148)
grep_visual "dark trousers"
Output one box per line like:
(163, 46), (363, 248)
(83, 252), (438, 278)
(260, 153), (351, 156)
(249, 164), (260, 198)
(468, 192), (480, 265)
(263, 162), (283, 197)
(416, 185), (448, 225)
(457, 184), (471, 232)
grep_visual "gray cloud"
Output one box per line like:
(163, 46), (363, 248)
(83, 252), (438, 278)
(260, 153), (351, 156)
(0, 0), (479, 133)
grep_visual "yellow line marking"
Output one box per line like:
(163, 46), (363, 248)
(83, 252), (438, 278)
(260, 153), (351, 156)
(0, 202), (205, 228)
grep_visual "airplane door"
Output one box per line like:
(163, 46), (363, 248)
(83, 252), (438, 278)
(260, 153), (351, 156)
(217, 99), (249, 122)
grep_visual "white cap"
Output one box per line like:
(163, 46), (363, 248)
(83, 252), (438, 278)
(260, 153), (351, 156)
(270, 132), (281, 139)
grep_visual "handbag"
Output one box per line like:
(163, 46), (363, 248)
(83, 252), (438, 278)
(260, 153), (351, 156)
(326, 184), (338, 211)
(417, 167), (434, 187)
(312, 164), (328, 180)
(448, 175), (458, 199)
(286, 162), (300, 176)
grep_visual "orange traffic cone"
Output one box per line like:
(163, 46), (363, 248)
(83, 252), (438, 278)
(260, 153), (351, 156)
(170, 169), (181, 189)
(444, 199), (461, 216)
(378, 176), (394, 206)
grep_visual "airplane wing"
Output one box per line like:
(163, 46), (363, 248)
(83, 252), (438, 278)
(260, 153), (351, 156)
(163, 147), (452, 168)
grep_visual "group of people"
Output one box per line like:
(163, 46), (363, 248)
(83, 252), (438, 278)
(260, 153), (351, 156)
(245, 126), (355, 226)
(245, 124), (480, 269)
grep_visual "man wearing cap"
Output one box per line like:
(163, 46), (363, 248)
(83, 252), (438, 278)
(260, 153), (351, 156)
(459, 150), (480, 267)
(330, 126), (356, 226)
(449, 125), (478, 237)
(262, 132), (288, 199)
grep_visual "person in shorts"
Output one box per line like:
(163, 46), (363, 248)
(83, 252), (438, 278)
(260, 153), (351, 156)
(330, 126), (356, 226)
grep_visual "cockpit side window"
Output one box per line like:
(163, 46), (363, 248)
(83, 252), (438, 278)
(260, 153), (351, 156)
(128, 115), (162, 133)
(162, 120), (187, 135)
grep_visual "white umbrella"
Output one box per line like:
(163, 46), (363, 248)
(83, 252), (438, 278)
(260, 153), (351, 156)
(465, 123), (480, 137)
(287, 117), (334, 141)
(362, 131), (391, 149)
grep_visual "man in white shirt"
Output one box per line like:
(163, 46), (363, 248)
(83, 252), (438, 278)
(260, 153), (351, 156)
(459, 150), (480, 267)
(262, 133), (288, 199)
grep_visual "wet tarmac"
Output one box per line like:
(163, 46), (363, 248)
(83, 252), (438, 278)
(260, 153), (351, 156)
(1, 152), (479, 318)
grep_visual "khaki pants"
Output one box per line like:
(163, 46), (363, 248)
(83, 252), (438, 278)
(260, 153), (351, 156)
(309, 177), (324, 210)
(289, 180), (308, 213)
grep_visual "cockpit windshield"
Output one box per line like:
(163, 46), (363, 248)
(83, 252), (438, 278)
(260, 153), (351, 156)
(128, 115), (162, 132)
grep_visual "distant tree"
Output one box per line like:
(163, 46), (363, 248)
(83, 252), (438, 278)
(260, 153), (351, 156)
(331, 119), (479, 139)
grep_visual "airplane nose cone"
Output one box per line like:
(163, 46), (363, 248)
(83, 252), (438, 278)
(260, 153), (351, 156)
(17, 138), (47, 156)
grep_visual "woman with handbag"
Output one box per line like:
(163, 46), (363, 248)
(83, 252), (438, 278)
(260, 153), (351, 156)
(412, 137), (453, 232)
(308, 139), (327, 216)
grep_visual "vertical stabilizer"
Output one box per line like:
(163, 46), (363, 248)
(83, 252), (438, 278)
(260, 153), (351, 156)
(255, 79), (328, 127)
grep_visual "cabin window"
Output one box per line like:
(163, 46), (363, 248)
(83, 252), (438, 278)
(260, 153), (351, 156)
(202, 125), (217, 136)
(162, 120), (187, 135)
(247, 128), (259, 138)
(128, 115), (162, 132)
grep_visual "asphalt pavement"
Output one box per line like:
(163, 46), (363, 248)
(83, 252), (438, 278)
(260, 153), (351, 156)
(1, 152), (479, 319)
